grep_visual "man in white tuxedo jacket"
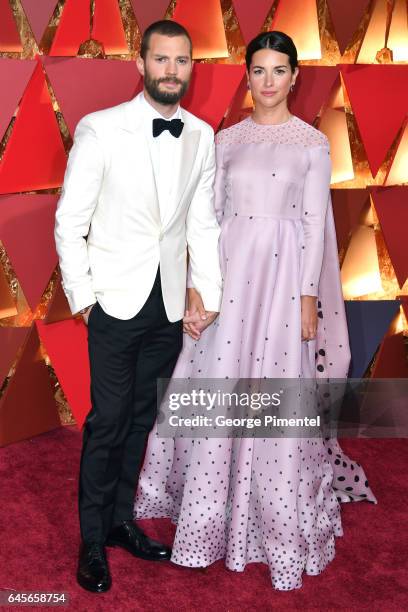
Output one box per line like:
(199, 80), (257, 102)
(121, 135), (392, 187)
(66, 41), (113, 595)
(54, 20), (222, 593)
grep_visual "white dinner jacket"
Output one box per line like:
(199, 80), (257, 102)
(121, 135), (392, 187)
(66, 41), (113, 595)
(55, 92), (223, 321)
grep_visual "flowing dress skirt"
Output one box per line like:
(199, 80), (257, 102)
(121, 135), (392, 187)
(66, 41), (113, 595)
(135, 215), (376, 590)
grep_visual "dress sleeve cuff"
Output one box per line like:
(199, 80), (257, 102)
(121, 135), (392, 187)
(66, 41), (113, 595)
(300, 279), (319, 297)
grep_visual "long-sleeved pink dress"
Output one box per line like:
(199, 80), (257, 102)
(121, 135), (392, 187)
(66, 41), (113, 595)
(134, 115), (377, 590)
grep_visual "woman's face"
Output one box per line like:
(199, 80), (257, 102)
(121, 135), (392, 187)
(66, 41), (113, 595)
(247, 48), (298, 110)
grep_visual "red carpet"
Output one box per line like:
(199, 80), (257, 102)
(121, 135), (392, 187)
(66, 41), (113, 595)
(0, 427), (407, 611)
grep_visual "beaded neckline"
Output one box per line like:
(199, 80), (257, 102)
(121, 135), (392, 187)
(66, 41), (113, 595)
(248, 114), (297, 128)
(215, 113), (328, 147)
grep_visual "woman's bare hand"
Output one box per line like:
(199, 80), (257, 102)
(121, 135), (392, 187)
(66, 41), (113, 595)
(301, 295), (317, 341)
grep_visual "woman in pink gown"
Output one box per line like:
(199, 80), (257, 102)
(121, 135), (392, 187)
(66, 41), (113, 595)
(134, 31), (376, 590)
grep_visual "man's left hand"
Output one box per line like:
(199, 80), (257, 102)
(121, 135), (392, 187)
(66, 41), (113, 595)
(183, 288), (218, 340)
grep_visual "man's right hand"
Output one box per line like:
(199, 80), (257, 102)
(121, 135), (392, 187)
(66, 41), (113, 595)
(80, 303), (96, 325)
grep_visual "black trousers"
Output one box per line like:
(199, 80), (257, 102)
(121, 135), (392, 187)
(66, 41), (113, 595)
(79, 268), (183, 543)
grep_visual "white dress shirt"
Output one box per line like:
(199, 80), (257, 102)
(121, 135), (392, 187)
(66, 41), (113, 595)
(140, 93), (182, 225)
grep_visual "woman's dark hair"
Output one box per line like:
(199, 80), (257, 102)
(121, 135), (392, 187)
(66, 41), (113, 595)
(141, 20), (192, 59)
(245, 31), (298, 73)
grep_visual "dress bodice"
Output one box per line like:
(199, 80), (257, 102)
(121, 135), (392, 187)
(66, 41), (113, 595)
(214, 115), (331, 222)
(213, 115), (332, 298)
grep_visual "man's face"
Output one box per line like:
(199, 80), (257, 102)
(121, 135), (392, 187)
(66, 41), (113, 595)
(137, 33), (193, 105)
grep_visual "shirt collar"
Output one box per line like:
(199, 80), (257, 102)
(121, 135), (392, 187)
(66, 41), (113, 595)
(141, 92), (181, 122)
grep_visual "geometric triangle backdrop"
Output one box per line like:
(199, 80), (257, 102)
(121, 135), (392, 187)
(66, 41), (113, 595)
(0, 327), (29, 388)
(371, 186), (408, 289)
(345, 300), (401, 377)
(0, 325), (60, 446)
(289, 67), (339, 124)
(129, 0), (171, 34)
(0, 61), (67, 194)
(0, 195), (58, 311)
(43, 57), (142, 134)
(36, 319), (91, 430)
(20, 0), (58, 45)
(0, 59), (36, 143)
(341, 65), (408, 177)
(327, 0), (371, 55)
(232, 0), (273, 45)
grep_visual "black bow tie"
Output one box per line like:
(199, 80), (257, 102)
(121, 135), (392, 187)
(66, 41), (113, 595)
(152, 118), (184, 138)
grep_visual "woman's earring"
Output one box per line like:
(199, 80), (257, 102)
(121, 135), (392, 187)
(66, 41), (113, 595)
(290, 83), (295, 92)
(247, 82), (251, 90)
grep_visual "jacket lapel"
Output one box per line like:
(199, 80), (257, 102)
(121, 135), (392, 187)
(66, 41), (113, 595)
(120, 95), (161, 226)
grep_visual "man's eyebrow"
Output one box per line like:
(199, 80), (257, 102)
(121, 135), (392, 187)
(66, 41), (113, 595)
(252, 64), (288, 69)
(152, 54), (190, 59)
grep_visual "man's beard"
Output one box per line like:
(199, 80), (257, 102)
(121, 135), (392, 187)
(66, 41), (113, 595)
(144, 70), (190, 105)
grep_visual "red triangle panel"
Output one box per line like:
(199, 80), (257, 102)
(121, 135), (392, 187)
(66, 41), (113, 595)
(0, 327), (29, 387)
(49, 0), (90, 56)
(172, 0), (228, 59)
(327, 0), (370, 55)
(371, 186), (408, 289)
(331, 188), (369, 253)
(0, 59), (36, 143)
(0, 0), (22, 52)
(0, 61), (67, 194)
(290, 66), (339, 124)
(183, 64), (246, 131)
(0, 325), (60, 446)
(0, 194), (58, 311)
(43, 57), (142, 135)
(232, 0), (273, 45)
(129, 0), (171, 34)
(36, 319), (91, 430)
(371, 331), (408, 378)
(21, 0), (58, 45)
(45, 278), (72, 324)
(92, 0), (128, 54)
(341, 65), (408, 177)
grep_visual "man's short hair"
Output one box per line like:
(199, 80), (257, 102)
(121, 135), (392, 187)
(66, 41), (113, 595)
(140, 20), (193, 59)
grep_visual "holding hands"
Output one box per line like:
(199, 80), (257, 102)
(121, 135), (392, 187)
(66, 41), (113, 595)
(183, 288), (218, 340)
(184, 292), (317, 342)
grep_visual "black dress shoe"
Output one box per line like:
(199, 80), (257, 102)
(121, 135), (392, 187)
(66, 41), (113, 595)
(106, 520), (171, 561)
(77, 542), (111, 593)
